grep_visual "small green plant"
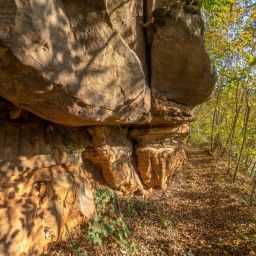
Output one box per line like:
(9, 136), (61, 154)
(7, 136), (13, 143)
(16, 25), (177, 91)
(70, 240), (88, 256)
(161, 218), (173, 230)
(186, 249), (195, 256)
(70, 240), (80, 250)
(87, 188), (138, 254)
(237, 234), (249, 241)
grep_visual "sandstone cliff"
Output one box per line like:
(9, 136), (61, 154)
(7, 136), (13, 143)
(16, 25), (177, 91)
(0, 0), (215, 255)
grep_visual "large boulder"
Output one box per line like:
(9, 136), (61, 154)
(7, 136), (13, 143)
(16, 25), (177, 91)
(148, 0), (216, 106)
(0, 0), (150, 126)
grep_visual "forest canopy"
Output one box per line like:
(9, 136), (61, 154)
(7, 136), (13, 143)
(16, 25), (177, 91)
(192, 0), (256, 183)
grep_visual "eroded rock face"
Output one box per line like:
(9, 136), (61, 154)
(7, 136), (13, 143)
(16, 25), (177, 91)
(83, 127), (143, 192)
(135, 145), (185, 188)
(149, 3), (216, 106)
(106, 0), (147, 76)
(130, 126), (189, 188)
(0, 0), (215, 255)
(151, 97), (195, 125)
(0, 0), (150, 126)
(0, 122), (89, 183)
(0, 122), (95, 256)
(0, 165), (95, 256)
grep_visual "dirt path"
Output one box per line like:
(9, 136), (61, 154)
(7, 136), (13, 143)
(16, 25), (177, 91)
(46, 147), (256, 256)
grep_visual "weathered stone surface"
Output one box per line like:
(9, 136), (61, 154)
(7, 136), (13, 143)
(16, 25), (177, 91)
(0, 0), (150, 126)
(151, 97), (195, 125)
(148, 1), (216, 106)
(130, 125), (190, 143)
(136, 144), (185, 188)
(107, 0), (147, 76)
(0, 97), (41, 122)
(130, 126), (187, 188)
(0, 165), (95, 256)
(83, 127), (143, 192)
(0, 122), (95, 255)
(0, 122), (90, 183)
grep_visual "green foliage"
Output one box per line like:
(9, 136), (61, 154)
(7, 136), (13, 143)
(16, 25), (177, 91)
(186, 249), (195, 256)
(70, 240), (80, 250)
(87, 188), (138, 254)
(201, 0), (235, 28)
(192, 0), (256, 184)
(161, 218), (173, 229)
(237, 233), (249, 240)
(69, 240), (88, 256)
(245, 54), (256, 66)
(202, 0), (234, 12)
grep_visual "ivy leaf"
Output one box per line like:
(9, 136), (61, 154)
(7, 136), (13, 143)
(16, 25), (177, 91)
(70, 240), (80, 250)
(103, 223), (115, 235)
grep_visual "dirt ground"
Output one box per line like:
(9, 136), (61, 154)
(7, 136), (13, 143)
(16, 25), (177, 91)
(45, 147), (256, 256)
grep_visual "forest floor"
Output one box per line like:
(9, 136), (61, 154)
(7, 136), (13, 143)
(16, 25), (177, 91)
(45, 147), (256, 256)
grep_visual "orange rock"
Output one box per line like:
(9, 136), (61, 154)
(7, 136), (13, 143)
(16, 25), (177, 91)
(136, 145), (186, 188)
(83, 127), (144, 192)
(0, 165), (95, 256)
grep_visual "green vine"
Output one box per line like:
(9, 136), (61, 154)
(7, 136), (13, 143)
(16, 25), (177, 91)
(87, 188), (138, 254)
